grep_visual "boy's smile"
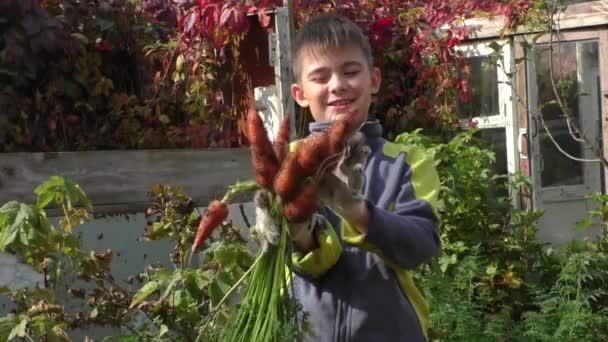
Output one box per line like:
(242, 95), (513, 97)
(291, 45), (381, 132)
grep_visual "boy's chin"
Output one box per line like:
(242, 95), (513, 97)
(325, 111), (365, 122)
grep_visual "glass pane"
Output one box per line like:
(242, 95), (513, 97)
(533, 40), (599, 187)
(474, 128), (508, 198)
(456, 56), (499, 119)
(477, 128), (508, 176)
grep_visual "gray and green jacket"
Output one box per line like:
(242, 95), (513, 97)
(290, 120), (442, 342)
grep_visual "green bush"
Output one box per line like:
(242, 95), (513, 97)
(398, 129), (608, 341)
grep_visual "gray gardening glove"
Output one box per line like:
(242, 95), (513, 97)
(318, 132), (371, 220)
(253, 189), (314, 251)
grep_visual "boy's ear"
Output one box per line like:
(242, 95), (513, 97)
(291, 83), (309, 108)
(371, 67), (382, 95)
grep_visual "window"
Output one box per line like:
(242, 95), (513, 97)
(455, 41), (518, 179)
(527, 38), (603, 201)
(456, 56), (500, 119)
(532, 40), (599, 188)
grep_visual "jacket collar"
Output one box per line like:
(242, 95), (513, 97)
(308, 119), (383, 140)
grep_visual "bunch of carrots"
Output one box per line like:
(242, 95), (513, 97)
(191, 108), (355, 341)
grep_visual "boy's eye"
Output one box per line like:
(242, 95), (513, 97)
(344, 70), (360, 77)
(310, 74), (329, 83)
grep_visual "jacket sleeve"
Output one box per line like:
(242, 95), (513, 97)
(287, 140), (344, 279)
(291, 214), (343, 279)
(342, 144), (442, 270)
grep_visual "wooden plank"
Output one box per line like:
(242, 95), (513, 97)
(600, 30), (608, 193)
(458, 0), (608, 41)
(513, 36), (533, 209)
(274, 7), (297, 140)
(0, 149), (254, 216)
(532, 30), (600, 44)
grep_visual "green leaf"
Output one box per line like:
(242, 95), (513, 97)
(0, 314), (20, 341)
(160, 272), (182, 301)
(159, 324), (169, 337)
(90, 308), (99, 319)
(439, 254), (457, 273)
(8, 317), (27, 340)
(64, 181), (92, 210)
(70, 33), (89, 45)
(0, 201), (36, 251)
(192, 270), (213, 291)
(96, 18), (115, 31)
(129, 281), (159, 309)
(486, 264), (498, 276)
(209, 274), (232, 305)
(34, 176), (92, 210)
(488, 41), (502, 53)
(576, 218), (594, 231)
(0, 287), (10, 295)
(34, 176), (64, 208)
(35, 189), (56, 210)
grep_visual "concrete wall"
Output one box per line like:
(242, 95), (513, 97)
(0, 253), (44, 292)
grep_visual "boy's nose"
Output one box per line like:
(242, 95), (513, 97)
(329, 74), (348, 94)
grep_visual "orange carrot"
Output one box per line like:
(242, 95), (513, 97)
(273, 115), (290, 164)
(252, 152), (280, 189)
(295, 133), (329, 177)
(283, 181), (318, 223)
(247, 108), (280, 188)
(192, 200), (229, 253)
(327, 119), (349, 156)
(273, 153), (302, 201)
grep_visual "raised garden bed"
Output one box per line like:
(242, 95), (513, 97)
(0, 148), (253, 216)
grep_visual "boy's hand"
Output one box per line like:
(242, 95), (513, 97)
(319, 132), (371, 230)
(253, 190), (280, 251)
(254, 189), (316, 252)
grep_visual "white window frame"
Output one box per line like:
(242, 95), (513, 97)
(455, 40), (520, 206)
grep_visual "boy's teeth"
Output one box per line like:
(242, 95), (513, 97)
(331, 100), (351, 105)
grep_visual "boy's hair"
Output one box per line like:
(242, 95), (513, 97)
(291, 13), (373, 81)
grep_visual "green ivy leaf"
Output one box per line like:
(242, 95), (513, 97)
(129, 281), (159, 309)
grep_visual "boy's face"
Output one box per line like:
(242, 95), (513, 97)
(291, 44), (381, 132)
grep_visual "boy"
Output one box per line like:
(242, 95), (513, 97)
(254, 13), (442, 342)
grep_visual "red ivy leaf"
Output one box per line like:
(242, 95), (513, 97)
(417, 96), (430, 110)
(201, 3), (220, 34)
(369, 16), (395, 47)
(220, 6), (235, 27)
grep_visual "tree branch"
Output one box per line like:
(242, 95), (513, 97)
(543, 0), (608, 169)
